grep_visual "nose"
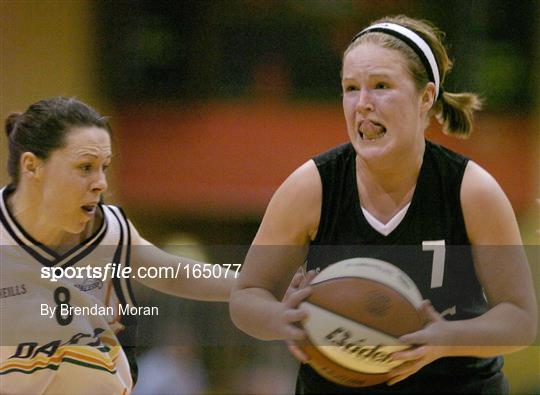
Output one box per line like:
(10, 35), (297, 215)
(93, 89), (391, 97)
(356, 88), (374, 114)
(91, 169), (108, 193)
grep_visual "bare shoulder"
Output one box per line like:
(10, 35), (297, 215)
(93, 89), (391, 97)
(276, 159), (321, 205)
(461, 161), (521, 245)
(254, 160), (322, 245)
(461, 161), (506, 207)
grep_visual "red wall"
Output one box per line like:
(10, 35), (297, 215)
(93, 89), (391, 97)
(114, 100), (537, 217)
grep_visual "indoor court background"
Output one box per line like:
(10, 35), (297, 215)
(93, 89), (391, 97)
(1, 1), (538, 394)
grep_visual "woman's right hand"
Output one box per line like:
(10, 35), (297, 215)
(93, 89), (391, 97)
(282, 269), (318, 362)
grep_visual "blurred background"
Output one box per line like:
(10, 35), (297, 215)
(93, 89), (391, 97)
(1, 0), (538, 394)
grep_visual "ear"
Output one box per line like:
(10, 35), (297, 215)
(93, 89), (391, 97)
(20, 152), (43, 179)
(420, 82), (436, 114)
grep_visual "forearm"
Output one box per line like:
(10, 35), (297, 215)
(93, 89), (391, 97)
(135, 249), (236, 301)
(442, 302), (537, 358)
(230, 287), (287, 341)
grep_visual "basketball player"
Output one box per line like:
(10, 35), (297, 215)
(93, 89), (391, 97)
(0, 97), (235, 394)
(230, 15), (537, 394)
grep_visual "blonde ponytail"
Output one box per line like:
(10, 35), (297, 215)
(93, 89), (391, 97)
(435, 91), (482, 137)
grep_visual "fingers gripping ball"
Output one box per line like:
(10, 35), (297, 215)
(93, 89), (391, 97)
(298, 258), (423, 387)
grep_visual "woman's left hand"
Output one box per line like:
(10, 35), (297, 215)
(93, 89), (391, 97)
(386, 300), (453, 386)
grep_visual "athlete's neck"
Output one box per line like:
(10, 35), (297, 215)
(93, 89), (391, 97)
(355, 141), (424, 224)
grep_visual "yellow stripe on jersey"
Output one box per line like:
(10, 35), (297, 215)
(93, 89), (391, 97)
(0, 345), (122, 375)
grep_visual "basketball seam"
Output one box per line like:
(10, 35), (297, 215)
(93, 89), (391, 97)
(310, 276), (422, 307)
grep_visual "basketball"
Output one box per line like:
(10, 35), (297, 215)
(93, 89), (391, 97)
(298, 258), (424, 387)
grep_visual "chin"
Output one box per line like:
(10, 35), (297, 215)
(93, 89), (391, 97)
(353, 138), (392, 161)
(69, 227), (86, 236)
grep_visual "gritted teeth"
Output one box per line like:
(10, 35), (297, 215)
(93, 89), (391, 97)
(359, 131), (386, 141)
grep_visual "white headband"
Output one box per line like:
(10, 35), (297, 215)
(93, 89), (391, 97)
(353, 22), (440, 98)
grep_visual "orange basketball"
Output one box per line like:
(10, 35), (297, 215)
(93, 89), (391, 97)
(298, 258), (424, 387)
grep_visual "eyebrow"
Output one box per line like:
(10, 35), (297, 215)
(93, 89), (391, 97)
(342, 73), (394, 81)
(369, 73), (393, 79)
(76, 153), (113, 159)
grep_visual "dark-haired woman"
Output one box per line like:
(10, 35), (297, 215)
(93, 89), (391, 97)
(0, 97), (234, 394)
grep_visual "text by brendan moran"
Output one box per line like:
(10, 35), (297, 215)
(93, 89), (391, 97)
(41, 303), (159, 318)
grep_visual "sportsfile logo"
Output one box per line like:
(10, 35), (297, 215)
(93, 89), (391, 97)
(41, 263), (132, 282)
(40, 262), (240, 282)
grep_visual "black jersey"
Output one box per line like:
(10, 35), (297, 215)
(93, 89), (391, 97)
(298, 141), (506, 394)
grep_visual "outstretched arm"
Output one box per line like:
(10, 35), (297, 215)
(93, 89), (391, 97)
(130, 228), (234, 302)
